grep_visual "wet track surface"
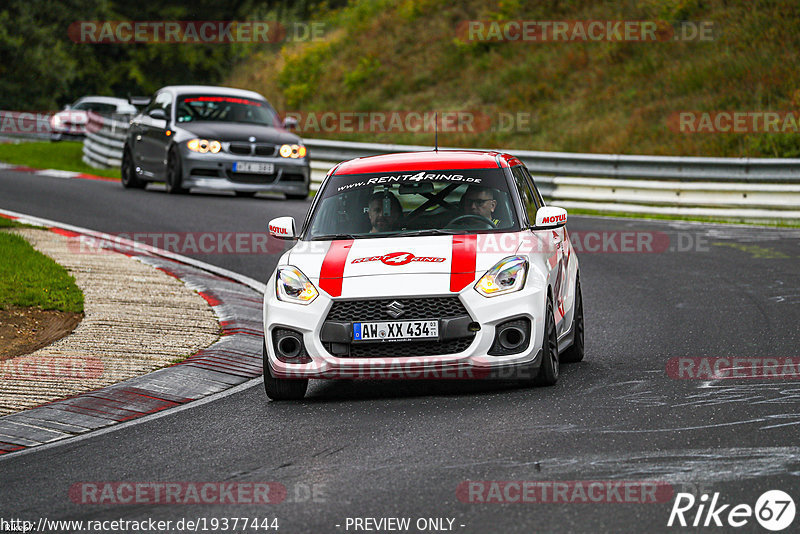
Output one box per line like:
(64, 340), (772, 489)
(1, 170), (799, 533)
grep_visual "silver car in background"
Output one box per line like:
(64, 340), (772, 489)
(50, 96), (137, 141)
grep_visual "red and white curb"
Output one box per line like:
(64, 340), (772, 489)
(0, 209), (266, 458)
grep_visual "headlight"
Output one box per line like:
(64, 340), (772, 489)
(276, 266), (318, 304)
(279, 144), (306, 158)
(474, 256), (528, 297)
(187, 139), (221, 153)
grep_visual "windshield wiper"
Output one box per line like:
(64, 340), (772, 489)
(383, 229), (463, 237)
(310, 233), (360, 241)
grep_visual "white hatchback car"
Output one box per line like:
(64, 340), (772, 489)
(263, 150), (583, 400)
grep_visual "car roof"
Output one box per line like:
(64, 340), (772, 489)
(158, 85), (267, 101)
(333, 150), (522, 175)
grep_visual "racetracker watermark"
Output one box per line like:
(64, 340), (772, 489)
(69, 482), (287, 505)
(457, 20), (714, 42)
(668, 111), (800, 133)
(69, 21), (326, 44)
(67, 233), (286, 255)
(0, 355), (103, 380)
(456, 481), (674, 503)
(67, 230), (709, 256)
(283, 111), (535, 134)
(666, 357), (800, 380)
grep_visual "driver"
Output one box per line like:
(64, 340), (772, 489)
(462, 185), (499, 226)
(368, 191), (403, 233)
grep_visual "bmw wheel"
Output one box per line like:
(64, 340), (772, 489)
(165, 148), (189, 195)
(121, 147), (145, 189)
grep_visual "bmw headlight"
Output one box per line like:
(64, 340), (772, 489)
(475, 256), (528, 297)
(276, 266), (318, 304)
(279, 144), (307, 158)
(187, 139), (222, 153)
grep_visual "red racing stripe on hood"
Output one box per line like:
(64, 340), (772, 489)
(319, 240), (354, 297)
(450, 235), (477, 292)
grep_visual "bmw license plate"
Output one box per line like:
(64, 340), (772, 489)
(353, 320), (438, 342)
(233, 162), (274, 174)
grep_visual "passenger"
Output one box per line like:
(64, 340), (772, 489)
(368, 191), (403, 233)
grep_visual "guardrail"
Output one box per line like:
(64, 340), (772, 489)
(82, 113), (130, 169)
(82, 120), (800, 220)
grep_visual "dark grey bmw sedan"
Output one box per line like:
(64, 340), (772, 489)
(122, 85), (310, 199)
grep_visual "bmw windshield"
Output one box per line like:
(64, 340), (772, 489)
(175, 95), (279, 126)
(306, 168), (520, 240)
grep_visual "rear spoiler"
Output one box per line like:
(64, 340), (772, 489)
(128, 95), (151, 108)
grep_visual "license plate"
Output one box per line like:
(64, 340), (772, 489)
(353, 320), (438, 342)
(233, 162), (274, 174)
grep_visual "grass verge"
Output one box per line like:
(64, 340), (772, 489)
(0, 140), (120, 180)
(0, 231), (84, 313)
(0, 217), (40, 229)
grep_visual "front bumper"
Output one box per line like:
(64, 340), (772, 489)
(263, 273), (548, 380)
(180, 148), (310, 194)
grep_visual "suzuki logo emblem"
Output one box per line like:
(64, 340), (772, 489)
(386, 301), (405, 318)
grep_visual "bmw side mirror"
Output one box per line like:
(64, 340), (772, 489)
(269, 217), (296, 240)
(534, 206), (567, 229)
(283, 116), (298, 130)
(148, 109), (167, 120)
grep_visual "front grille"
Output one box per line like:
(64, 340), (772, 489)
(326, 297), (468, 322)
(254, 144), (277, 156)
(326, 336), (474, 358)
(228, 143), (252, 155)
(226, 171), (277, 183)
(280, 173), (305, 182)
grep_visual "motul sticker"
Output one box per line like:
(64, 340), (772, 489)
(351, 251), (446, 266)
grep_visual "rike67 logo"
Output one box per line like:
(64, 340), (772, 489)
(668, 490), (795, 531)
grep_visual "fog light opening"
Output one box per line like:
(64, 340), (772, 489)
(277, 335), (302, 359)
(498, 326), (525, 350)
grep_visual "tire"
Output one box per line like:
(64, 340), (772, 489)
(165, 148), (189, 195)
(285, 191), (309, 200)
(121, 147), (145, 189)
(533, 298), (560, 386)
(561, 277), (584, 363)
(262, 341), (308, 400)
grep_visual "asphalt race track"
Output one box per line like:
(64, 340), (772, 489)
(1, 169), (799, 533)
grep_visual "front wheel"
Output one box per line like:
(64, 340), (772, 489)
(263, 341), (308, 400)
(121, 147), (145, 189)
(533, 298), (560, 386)
(165, 148), (189, 195)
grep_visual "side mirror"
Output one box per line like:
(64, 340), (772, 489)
(63, 104), (72, 110)
(148, 108), (167, 120)
(268, 216), (296, 240)
(283, 116), (298, 130)
(534, 206), (567, 229)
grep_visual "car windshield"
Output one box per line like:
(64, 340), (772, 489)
(306, 167), (520, 240)
(175, 95), (277, 126)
